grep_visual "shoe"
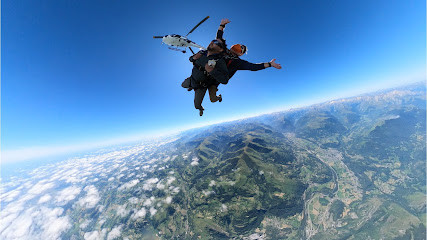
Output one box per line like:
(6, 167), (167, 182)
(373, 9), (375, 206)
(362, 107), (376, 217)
(199, 109), (204, 116)
(218, 94), (222, 102)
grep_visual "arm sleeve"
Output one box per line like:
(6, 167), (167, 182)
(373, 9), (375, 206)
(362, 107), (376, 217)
(235, 58), (266, 71)
(209, 59), (229, 84)
(216, 29), (224, 39)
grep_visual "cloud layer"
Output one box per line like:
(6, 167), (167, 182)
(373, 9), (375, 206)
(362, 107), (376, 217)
(0, 138), (182, 239)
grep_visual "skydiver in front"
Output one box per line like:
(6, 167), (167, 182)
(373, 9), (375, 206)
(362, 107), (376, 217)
(181, 38), (229, 116)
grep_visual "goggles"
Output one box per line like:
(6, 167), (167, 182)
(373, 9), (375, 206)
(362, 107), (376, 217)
(240, 45), (247, 54)
(212, 39), (224, 49)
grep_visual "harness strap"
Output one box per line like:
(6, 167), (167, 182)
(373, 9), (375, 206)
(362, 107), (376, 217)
(193, 62), (208, 75)
(193, 54), (225, 87)
(227, 59), (233, 67)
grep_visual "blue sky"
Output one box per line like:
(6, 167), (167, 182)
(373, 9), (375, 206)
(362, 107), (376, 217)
(2, 0), (426, 163)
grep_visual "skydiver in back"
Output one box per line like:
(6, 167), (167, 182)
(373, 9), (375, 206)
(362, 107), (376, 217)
(207, 19), (282, 102)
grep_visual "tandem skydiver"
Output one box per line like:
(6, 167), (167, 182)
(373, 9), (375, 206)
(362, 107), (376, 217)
(181, 38), (229, 116)
(181, 18), (282, 116)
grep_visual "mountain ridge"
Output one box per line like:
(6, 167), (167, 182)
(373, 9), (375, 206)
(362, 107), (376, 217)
(163, 82), (426, 239)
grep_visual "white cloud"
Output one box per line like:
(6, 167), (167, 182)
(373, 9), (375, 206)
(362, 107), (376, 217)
(84, 229), (107, 240)
(84, 231), (99, 240)
(0, 212), (19, 234)
(2, 189), (21, 203)
(0, 208), (33, 240)
(28, 181), (55, 195)
(202, 190), (215, 196)
(0, 201), (25, 234)
(128, 197), (139, 204)
(149, 207), (157, 216)
(191, 156), (199, 166)
(142, 178), (159, 191)
(39, 207), (71, 240)
(55, 186), (81, 206)
(107, 225), (123, 240)
(59, 167), (89, 184)
(171, 186), (180, 194)
(80, 219), (91, 229)
(166, 176), (176, 185)
(99, 219), (107, 228)
(116, 204), (129, 217)
(0, 206), (71, 240)
(118, 179), (139, 191)
(164, 196), (173, 204)
(221, 204), (228, 212)
(119, 166), (129, 173)
(156, 183), (165, 190)
(143, 198), (153, 207)
(38, 194), (52, 204)
(131, 208), (146, 220)
(77, 185), (100, 209)
(19, 192), (38, 203)
(97, 205), (105, 212)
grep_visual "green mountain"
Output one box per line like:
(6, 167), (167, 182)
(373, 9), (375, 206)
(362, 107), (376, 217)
(149, 83), (426, 239)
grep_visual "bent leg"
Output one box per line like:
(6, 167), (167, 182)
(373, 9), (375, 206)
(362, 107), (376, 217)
(208, 85), (219, 102)
(181, 77), (191, 88)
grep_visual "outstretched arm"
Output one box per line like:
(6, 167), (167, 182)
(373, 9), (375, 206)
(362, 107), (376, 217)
(235, 58), (282, 71)
(216, 18), (231, 39)
(232, 59), (264, 71)
(263, 59), (282, 69)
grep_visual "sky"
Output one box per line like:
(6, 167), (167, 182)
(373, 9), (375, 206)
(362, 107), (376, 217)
(2, 0), (426, 163)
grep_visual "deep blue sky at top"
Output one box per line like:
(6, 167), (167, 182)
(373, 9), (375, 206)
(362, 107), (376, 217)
(2, 0), (426, 154)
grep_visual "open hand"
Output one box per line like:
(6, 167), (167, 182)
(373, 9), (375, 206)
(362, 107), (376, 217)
(220, 19), (231, 26)
(270, 59), (282, 69)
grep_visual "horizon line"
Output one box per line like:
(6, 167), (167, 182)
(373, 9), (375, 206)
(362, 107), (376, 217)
(2, 80), (425, 165)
